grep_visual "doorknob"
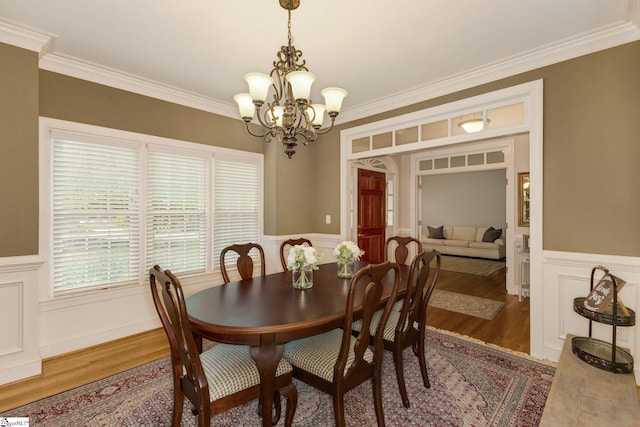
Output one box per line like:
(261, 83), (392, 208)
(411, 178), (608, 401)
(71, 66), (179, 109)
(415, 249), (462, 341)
(357, 233), (365, 238)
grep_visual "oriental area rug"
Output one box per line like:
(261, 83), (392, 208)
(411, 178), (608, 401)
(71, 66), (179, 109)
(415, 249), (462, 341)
(439, 255), (506, 276)
(428, 289), (506, 320)
(2, 328), (555, 427)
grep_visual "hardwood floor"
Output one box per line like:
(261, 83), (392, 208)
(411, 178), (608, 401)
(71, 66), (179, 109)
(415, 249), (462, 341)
(0, 330), (170, 413)
(0, 266), (529, 413)
(429, 267), (530, 354)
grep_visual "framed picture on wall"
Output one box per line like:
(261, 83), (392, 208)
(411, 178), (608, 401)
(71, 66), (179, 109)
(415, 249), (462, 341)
(518, 172), (530, 227)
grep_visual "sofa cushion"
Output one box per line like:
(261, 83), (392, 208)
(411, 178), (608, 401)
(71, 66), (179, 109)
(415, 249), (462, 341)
(451, 226), (477, 242)
(427, 225), (445, 239)
(482, 227), (502, 242)
(443, 239), (471, 248)
(423, 237), (445, 246)
(469, 241), (501, 250)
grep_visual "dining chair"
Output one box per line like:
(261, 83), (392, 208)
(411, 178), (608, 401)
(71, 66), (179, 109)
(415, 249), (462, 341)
(149, 265), (297, 427)
(352, 250), (441, 408)
(279, 238), (313, 271)
(385, 236), (423, 266)
(220, 242), (266, 284)
(283, 261), (401, 427)
(385, 236), (423, 311)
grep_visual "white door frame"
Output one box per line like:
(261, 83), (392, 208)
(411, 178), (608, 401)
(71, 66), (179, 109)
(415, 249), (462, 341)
(339, 80), (544, 358)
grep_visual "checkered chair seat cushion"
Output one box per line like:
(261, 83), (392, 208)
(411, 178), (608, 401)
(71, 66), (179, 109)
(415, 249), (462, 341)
(283, 329), (373, 382)
(352, 309), (410, 342)
(200, 344), (292, 401)
(392, 300), (404, 312)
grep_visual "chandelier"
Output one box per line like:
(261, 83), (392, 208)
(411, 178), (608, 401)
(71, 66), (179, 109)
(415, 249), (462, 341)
(234, 0), (347, 159)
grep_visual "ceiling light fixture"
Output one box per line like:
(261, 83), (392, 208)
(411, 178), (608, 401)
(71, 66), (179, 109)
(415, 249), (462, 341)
(458, 114), (490, 133)
(234, 0), (347, 159)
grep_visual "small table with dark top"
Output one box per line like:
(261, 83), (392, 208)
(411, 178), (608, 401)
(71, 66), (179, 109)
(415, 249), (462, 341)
(185, 261), (408, 427)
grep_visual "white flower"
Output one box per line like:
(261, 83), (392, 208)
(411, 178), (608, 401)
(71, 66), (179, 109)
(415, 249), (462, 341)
(333, 241), (364, 263)
(287, 244), (320, 270)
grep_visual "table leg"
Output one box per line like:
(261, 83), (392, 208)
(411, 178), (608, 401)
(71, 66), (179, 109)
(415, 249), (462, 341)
(250, 334), (283, 427)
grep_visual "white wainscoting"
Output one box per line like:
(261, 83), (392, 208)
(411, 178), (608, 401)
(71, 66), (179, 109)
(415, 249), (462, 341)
(4, 244), (636, 386)
(0, 255), (44, 385)
(0, 235), (341, 385)
(541, 250), (640, 384)
(262, 233), (342, 274)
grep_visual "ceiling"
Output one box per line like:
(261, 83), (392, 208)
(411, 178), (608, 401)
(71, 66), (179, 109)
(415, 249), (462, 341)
(1, 1), (638, 123)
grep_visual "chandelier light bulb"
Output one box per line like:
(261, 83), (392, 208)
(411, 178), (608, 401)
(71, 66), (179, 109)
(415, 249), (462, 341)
(269, 105), (284, 127)
(245, 72), (274, 103)
(234, 93), (256, 119)
(321, 87), (348, 114)
(286, 71), (316, 101)
(307, 104), (326, 127)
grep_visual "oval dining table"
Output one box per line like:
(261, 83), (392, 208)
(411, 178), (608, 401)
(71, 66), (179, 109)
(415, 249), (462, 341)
(185, 260), (409, 427)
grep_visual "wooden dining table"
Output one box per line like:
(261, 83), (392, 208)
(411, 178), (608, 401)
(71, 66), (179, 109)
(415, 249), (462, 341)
(185, 260), (409, 427)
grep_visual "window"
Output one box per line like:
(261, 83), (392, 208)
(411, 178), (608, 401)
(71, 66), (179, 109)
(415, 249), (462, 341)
(51, 137), (141, 292)
(213, 156), (260, 268)
(43, 119), (262, 296)
(146, 149), (209, 275)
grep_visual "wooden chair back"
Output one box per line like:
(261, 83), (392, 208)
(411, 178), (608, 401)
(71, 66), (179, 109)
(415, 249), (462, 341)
(389, 249), (441, 407)
(279, 238), (313, 271)
(220, 243), (265, 284)
(396, 250), (441, 339)
(385, 236), (423, 265)
(150, 265), (297, 426)
(340, 261), (401, 424)
(149, 265), (211, 424)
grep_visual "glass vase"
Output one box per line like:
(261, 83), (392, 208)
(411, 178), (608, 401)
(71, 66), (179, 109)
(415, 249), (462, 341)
(337, 260), (355, 279)
(292, 266), (313, 289)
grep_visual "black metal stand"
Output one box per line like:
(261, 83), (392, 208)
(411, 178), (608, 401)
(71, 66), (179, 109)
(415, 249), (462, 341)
(572, 266), (635, 374)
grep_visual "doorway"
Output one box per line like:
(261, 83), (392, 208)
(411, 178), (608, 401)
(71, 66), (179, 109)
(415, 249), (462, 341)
(338, 81), (543, 357)
(356, 168), (386, 263)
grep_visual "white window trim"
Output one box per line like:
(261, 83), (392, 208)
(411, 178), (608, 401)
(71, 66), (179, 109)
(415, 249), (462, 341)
(39, 117), (263, 301)
(339, 80), (544, 358)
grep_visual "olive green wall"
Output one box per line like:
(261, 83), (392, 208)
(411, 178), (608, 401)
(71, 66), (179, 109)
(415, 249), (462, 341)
(0, 43), (39, 257)
(1, 41), (639, 257)
(311, 41), (640, 257)
(39, 71), (260, 152)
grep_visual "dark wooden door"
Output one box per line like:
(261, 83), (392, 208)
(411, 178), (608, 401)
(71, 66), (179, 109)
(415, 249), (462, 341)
(357, 168), (386, 263)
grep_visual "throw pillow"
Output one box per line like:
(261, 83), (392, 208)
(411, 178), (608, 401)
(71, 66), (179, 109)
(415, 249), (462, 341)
(427, 225), (445, 239)
(482, 227), (502, 242)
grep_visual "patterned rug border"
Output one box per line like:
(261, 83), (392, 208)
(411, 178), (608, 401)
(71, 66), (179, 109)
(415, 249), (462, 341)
(426, 326), (557, 368)
(428, 289), (505, 320)
(439, 255), (506, 276)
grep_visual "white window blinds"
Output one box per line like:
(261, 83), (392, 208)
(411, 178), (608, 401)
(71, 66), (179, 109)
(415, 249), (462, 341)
(52, 137), (140, 293)
(45, 120), (263, 296)
(213, 156), (260, 267)
(146, 150), (208, 275)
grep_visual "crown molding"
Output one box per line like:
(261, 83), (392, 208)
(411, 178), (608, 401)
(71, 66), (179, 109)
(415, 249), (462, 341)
(2, 13), (639, 123)
(39, 54), (238, 118)
(0, 19), (52, 55)
(338, 21), (640, 124)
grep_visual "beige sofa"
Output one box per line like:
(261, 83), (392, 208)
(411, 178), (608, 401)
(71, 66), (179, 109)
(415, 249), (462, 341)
(421, 225), (505, 260)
